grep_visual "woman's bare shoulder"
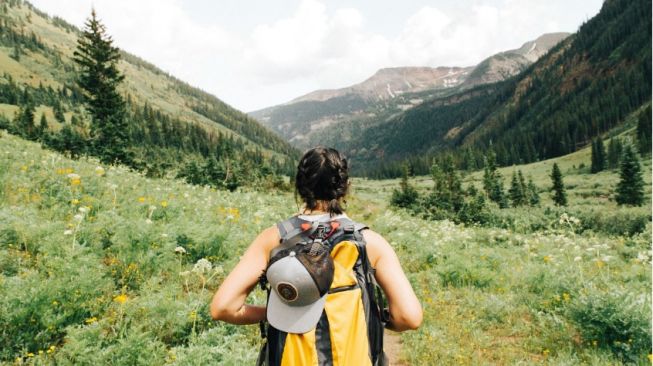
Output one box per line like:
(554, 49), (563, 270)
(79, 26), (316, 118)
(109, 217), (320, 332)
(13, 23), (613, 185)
(361, 229), (394, 267)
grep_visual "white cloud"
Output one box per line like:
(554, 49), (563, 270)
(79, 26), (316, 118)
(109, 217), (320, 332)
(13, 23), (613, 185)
(29, 0), (602, 111)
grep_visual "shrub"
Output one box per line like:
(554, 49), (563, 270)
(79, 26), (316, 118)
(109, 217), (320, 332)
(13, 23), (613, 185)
(566, 286), (652, 363)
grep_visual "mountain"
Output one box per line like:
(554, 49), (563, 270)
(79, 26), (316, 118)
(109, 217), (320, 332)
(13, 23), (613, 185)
(463, 32), (570, 87)
(339, 0), (651, 177)
(250, 33), (569, 147)
(0, 0), (298, 182)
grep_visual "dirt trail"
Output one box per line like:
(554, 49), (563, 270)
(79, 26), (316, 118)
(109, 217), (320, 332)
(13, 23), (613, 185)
(384, 330), (408, 365)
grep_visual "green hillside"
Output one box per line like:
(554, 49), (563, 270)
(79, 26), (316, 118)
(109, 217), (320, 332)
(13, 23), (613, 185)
(339, 0), (651, 177)
(1, 117), (650, 364)
(0, 0), (298, 181)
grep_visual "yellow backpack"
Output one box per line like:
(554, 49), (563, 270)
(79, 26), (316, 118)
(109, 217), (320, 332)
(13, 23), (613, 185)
(257, 216), (387, 366)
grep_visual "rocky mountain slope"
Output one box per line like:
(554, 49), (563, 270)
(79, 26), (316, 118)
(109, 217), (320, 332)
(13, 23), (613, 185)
(250, 33), (569, 148)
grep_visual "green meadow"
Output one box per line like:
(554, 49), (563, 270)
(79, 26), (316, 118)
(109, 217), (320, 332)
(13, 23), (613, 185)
(0, 132), (651, 365)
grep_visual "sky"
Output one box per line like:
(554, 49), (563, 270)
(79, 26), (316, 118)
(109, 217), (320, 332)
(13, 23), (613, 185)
(29, 0), (604, 112)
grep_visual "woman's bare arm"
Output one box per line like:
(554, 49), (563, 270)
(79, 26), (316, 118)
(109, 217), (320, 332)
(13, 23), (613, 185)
(210, 226), (279, 324)
(363, 229), (423, 331)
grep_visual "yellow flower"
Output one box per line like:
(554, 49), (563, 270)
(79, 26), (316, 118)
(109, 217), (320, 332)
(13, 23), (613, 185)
(592, 340), (598, 347)
(160, 200), (168, 208)
(51, 300), (58, 306)
(85, 317), (98, 324)
(47, 345), (56, 354)
(543, 255), (552, 263)
(70, 178), (81, 186)
(595, 260), (605, 268)
(20, 165), (28, 172)
(542, 349), (549, 356)
(137, 196), (146, 203)
(562, 293), (571, 301)
(113, 294), (128, 304)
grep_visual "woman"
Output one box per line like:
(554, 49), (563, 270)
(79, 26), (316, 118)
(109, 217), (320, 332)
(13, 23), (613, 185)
(211, 147), (422, 365)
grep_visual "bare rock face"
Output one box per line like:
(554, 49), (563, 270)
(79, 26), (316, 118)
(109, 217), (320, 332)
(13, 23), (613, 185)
(291, 66), (474, 104)
(463, 32), (570, 87)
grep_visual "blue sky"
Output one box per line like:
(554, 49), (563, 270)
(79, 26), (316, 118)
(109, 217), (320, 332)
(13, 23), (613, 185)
(30, 0), (604, 112)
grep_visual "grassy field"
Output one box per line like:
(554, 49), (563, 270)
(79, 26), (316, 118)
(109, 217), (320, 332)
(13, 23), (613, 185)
(0, 132), (651, 365)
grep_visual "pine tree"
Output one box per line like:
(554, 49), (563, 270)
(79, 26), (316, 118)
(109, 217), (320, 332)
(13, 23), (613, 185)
(607, 137), (623, 169)
(482, 151), (507, 208)
(636, 105), (651, 155)
(591, 138), (606, 173)
(509, 171), (526, 207)
(37, 113), (47, 137)
(391, 165), (418, 208)
(526, 176), (540, 206)
(73, 9), (132, 165)
(550, 163), (567, 206)
(615, 144), (645, 206)
(13, 103), (36, 140)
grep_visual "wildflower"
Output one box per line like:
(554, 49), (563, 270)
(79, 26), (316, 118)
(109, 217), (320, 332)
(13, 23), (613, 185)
(51, 300), (58, 306)
(161, 233), (168, 238)
(145, 219), (153, 225)
(149, 205), (157, 211)
(27, 353), (34, 358)
(78, 206), (89, 213)
(73, 214), (83, 221)
(542, 349), (549, 356)
(85, 317), (97, 324)
(63, 229), (73, 236)
(543, 255), (552, 263)
(189, 311), (197, 320)
(160, 200), (168, 208)
(174, 246), (187, 254)
(71, 198), (80, 205)
(562, 293), (570, 301)
(192, 258), (212, 274)
(95, 166), (105, 176)
(137, 196), (146, 203)
(179, 271), (191, 277)
(573, 256), (582, 262)
(20, 165), (28, 172)
(113, 294), (128, 304)
(595, 260), (605, 268)
(47, 345), (55, 354)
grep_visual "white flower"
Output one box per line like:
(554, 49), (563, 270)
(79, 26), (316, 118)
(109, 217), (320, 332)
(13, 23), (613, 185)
(73, 214), (83, 221)
(63, 229), (73, 236)
(192, 258), (212, 274)
(601, 255), (612, 262)
(78, 206), (89, 213)
(161, 233), (169, 238)
(174, 246), (187, 254)
(145, 219), (153, 225)
(67, 173), (80, 179)
(179, 271), (191, 277)
(149, 205), (157, 211)
(574, 256), (582, 262)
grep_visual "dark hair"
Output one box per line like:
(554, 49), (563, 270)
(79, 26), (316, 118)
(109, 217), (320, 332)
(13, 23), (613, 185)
(295, 147), (349, 215)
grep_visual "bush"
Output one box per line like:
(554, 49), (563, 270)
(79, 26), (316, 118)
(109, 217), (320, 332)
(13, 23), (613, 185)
(566, 286), (652, 363)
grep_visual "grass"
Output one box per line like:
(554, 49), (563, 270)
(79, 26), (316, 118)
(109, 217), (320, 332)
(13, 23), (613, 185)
(0, 131), (651, 365)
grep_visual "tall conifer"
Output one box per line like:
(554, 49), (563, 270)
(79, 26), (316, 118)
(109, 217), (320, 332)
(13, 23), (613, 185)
(73, 9), (132, 165)
(550, 163), (567, 206)
(615, 144), (645, 206)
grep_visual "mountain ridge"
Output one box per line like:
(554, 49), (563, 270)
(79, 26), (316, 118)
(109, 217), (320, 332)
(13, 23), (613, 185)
(250, 32), (569, 148)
